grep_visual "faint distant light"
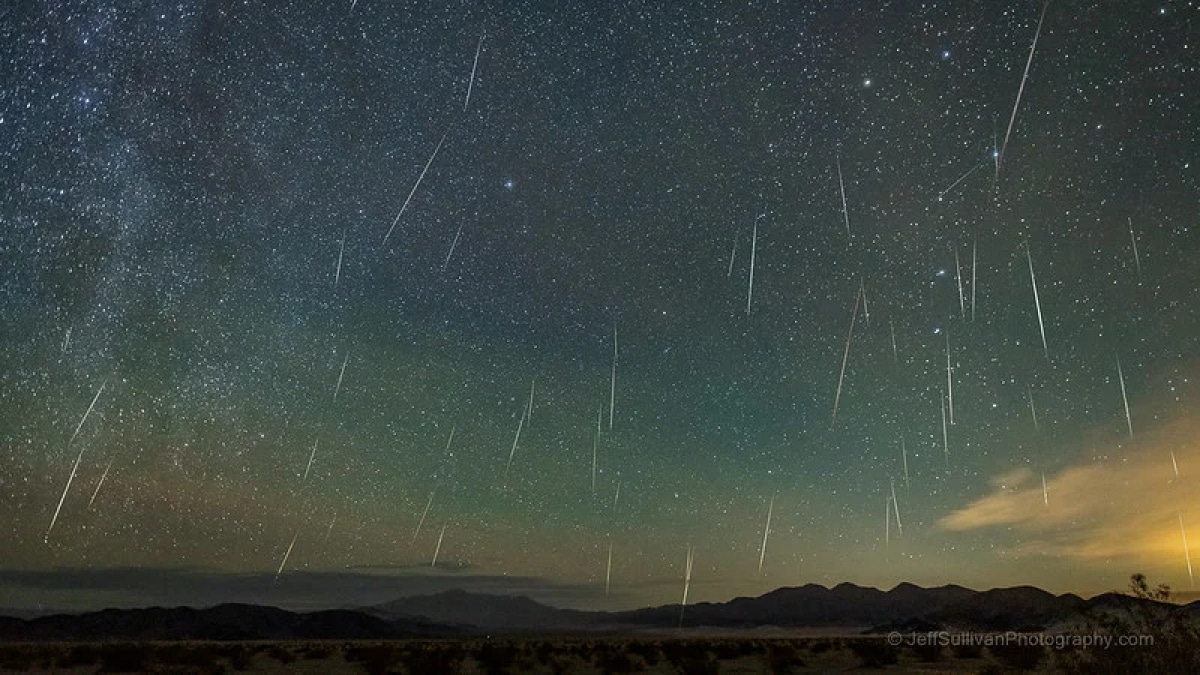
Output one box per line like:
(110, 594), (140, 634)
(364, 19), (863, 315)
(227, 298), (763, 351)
(941, 50), (951, 59)
(863, 78), (873, 87)
(503, 179), (514, 191)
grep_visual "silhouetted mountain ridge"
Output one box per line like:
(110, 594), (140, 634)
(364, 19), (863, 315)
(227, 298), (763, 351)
(3, 582), (1197, 640)
(0, 603), (462, 641)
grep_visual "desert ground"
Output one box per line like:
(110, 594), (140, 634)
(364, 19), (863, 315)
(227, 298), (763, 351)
(0, 634), (1086, 673)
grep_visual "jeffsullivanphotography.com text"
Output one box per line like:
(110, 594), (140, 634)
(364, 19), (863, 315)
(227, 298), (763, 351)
(886, 631), (1154, 650)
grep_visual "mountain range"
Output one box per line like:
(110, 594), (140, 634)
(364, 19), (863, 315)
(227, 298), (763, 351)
(2, 582), (1194, 641)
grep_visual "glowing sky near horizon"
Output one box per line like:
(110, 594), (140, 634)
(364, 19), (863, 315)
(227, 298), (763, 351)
(1, 0), (1198, 611)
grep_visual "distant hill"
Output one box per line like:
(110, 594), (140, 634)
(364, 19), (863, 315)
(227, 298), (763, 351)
(373, 582), (1197, 633)
(3, 582), (1197, 640)
(368, 588), (596, 631)
(0, 604), (463, 641)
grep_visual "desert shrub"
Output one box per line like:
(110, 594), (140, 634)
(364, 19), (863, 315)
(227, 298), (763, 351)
(673, 652), (718, 675)
(476, 643), (518, 675)
(709, 639), (756, 660)
(218, 644), (252, 670)
(765, 642), (805, 672)
(156, 643), (221, 670)
(402, 644), (461, 674)
(593, 644), (642, 673)
(0, 646), (36, 671)
(98, 643), (149, 672)
(951, 642), (983, 659)
(301, 643), (333, 659)
(532, 640), (555, 663)
(624, 640), (661, 666)
(345, 644), (399, 675)
(907, 641), (944, 662)
(61, 644), (100, 667)
(846, 639), (899, 667)
(264, 644), (296, 664)
(989, 643), (1044, 671)
(808, 638), (836, 654)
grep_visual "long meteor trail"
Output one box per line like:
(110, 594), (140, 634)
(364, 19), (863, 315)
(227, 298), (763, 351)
(609, 326), (617, 429)
(831, 285), (863, 428)
(746, 215), (759, 316)
(69, 380), (108, 446)
(47, 380), (110, 542)
(504, 401), (527, 481)
(836, 155), (850, 241)
(45, 449), (84, 543)
(679, 545), (694, 627)
(432, 523), (447, 567)
(383, 132), (448, 246)
(412, 491), (435, 543)
(334, 354), (349, 401)
(758, 496), (774, 574)
(88, 458), (114, 508)
(946, 333), (954, 425)
(276, 531), (299, 580)
(999, 0), (1051, 172)
(442, 222), (464, 271)
(1026, 246), (1049, 358)
(463, 32), (484, 112)
(971, 237), (977, 321)
(605, 541), (613, 596)
(303, 438), (318, 482)
(1117, 356), (1133, 438)
(954, 246), (965, 318)
(937, 162), (984, 201)
(334, 229), (346, 289)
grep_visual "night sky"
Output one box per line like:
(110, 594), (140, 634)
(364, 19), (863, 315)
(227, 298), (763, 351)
(2, 0), (1198, 613)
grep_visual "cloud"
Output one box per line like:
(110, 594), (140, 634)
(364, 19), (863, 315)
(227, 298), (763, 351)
(940, 414), (1200, 570)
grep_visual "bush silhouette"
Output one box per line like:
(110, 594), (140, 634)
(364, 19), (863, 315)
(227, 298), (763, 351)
(62, 644), (99, 667)
(400, 644), (461, 674)
(988, 643), (1044, 671)
(218, 644), (252, 670)
(951, 642), (983, 659)
(98, 643), (149, 672)
(846, 639), (899, 667)
(765, 642), (805, 672)
(1055, 573), (1200, 674)
(907, 641), (944, 662)
(476, 643), (518, 675)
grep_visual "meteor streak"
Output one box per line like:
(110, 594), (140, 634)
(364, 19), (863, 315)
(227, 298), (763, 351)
(679, 545), (694, 627)
(746, 215), (759, 316)
(758, 496), (774, 574)
(88, 458), (114, 508)
(1026, 246), (1049, 358)
(836, 155), (850, 240)
(276, 531), (299, 580)
(383, 132), (448, 246)
(1117, 356), (1133, 438)
(831, 285), (863, 428)
(999, 0), (1051, 171)
(463, 33), (484, 112)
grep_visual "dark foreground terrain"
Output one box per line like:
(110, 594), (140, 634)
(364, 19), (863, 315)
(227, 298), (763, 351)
(0, 634), (1172, 674)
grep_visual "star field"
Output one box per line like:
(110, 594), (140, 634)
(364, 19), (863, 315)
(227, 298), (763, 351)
(1, 0), (1198, 611)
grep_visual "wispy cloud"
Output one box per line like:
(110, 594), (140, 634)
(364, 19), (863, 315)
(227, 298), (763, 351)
(941, 414), (1199, 575)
